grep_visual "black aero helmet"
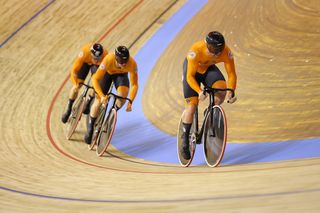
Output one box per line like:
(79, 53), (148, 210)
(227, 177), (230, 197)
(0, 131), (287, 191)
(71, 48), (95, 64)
(90, 43), (104, 58)
(115, 46), (129, 64)
(205, 31), (225, 54)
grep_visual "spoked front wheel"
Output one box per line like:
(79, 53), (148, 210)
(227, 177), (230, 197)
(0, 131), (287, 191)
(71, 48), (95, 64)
(65, 97), (85, 140)
(177, 113), (196, 167)
(203, 105), (227, 167)
(96, 108), (117, 157)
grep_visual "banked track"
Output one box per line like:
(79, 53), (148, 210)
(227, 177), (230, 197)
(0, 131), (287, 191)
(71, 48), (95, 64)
(0, 0), (320, 212)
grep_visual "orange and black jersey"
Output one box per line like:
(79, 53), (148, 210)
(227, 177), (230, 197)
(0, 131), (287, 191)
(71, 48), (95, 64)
(70, 43), (108, 85)
(92, 53), (138, 103)
(186, 40), (237, 93)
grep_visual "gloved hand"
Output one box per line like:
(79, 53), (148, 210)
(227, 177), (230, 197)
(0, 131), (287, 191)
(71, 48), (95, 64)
(198, 90), (207, 102)
(227, 91), (237, 104)
(101, 95), (109, 106)
(126, 102), (132, 112)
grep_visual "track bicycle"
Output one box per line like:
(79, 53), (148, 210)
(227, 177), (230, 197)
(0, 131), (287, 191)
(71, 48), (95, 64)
(88, 92), (132, 157)
(177, 86), (234, 167)
(65, 83), (93, 140)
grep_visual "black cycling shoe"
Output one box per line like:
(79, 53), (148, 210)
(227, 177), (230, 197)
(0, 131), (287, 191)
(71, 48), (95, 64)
(83, 96), (94, 115)
(182, 146), (191, 160)
(61, 110), (71, 123)
(84, 131), (93, 144)
(84, 116), (96, 144)
(181, 132), (191, 160)
(82, 101), (90, 115)
(62, 99), (74, 123)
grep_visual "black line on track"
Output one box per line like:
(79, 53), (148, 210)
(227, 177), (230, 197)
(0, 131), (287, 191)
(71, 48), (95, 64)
(128, 0), (179, 49)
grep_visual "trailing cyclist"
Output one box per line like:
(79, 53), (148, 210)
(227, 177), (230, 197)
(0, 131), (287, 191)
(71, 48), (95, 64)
(84, 46), (139, 144)
(181, 31), (238, 160)
(61, 43), (108, 123)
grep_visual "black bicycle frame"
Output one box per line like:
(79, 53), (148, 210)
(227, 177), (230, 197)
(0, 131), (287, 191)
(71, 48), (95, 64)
(100, 92), (132, 124)
(79, 83), (93, 98)
(194, 87), (234, 144)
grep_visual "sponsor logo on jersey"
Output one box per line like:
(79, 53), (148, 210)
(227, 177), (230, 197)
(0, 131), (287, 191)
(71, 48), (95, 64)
(228, 51), (234, 60)
(78, 51), (84, 58)
(99, 63), (106, 70)
(187, 51), (196, 59)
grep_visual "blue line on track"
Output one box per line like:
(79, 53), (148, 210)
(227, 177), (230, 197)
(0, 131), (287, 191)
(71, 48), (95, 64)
(112, 0), (320, 165)
(0, 0), (56, 48)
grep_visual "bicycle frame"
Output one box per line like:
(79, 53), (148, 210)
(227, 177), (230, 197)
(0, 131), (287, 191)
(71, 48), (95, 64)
(79, 83), (93, 98)
(93, 92), (132, 155)
(193, 87), (234, 144)
(99, 92), (132, 128)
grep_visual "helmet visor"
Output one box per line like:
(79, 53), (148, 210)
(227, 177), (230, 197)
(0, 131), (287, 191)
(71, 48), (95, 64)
(91, 52), (102, 61)
(207, 43), (224, 55)
(115, 55), (129, 65)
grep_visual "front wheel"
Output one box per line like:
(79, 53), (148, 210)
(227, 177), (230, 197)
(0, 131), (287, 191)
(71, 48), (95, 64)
(96, 108), (117, 157)
(203, 105), (227, 167)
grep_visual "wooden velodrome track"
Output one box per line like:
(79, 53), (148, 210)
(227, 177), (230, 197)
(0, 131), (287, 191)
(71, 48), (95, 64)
(1, 0), (319, 212)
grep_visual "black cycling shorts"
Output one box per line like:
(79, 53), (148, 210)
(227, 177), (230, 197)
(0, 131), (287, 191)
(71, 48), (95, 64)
(182, 59), (225, 98)
(99, 72), (129, 94)
(77, 63), (99, 80)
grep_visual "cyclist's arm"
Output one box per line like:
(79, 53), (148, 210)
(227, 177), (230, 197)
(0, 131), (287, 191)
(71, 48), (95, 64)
(70, 53), (85, 86)
(186, 57), (201, 94)
(128, 64), (138, 103)
(223, 51), (237, 91)
(92, 63), (107, 98)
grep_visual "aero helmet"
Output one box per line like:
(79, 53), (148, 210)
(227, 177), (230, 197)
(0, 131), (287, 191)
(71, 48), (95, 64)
(205, 31), (225, 55)
(90, 43), (104, 58)
(115, 46), (130, 64)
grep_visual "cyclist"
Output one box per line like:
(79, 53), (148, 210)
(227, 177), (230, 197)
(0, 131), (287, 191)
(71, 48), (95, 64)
(61, 43), (108, 123)
(181, 31), (237, 159)
(84, 46), (138, 144)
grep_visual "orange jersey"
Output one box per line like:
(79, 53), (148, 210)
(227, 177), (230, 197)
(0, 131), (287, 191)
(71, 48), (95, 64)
(92, 53), (139, 102)
(186, 40), (237, 93)
(70, 43), (108, 85)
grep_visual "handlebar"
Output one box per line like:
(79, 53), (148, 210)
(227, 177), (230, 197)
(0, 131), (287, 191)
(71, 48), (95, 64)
(106, 92), (132, 104)
(79, 83), (93, 89)
(203, 86), (235, 98)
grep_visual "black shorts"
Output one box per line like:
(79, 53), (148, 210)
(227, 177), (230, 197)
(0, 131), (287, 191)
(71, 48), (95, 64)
(77, 63), (99, 80)
(182, 59), (225, 98)
(99, 73), (130, 94)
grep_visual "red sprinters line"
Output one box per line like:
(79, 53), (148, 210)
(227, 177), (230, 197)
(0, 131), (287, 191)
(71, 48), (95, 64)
(46, 1), (156, 173)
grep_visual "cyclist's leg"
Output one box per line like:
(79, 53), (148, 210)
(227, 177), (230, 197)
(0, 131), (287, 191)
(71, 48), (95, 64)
(84, 72), (112, 144)
(182, 59), (201, 123)
(204, 65), (226, 105)
(62, 63), (90, 123)
(83, 65), (99, 114)
(113, 73), (129, 111)
(181, 59), (202, 159)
